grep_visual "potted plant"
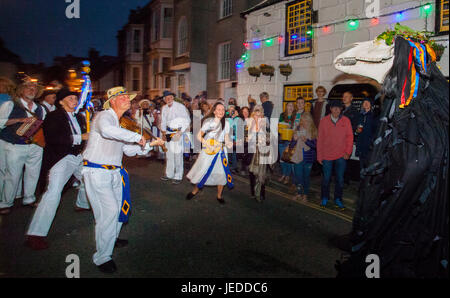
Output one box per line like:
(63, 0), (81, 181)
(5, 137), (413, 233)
(260, 64), (275, 81)
(248, 66), (261, 82)
(279, 64), (292, 81)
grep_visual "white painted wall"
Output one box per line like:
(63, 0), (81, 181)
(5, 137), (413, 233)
(237, 0), (449, 117)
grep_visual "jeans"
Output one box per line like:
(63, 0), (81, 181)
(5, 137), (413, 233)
(321, 158), (347, 201)
(293, 161), (313, 195)
(278, 141), (293, 177)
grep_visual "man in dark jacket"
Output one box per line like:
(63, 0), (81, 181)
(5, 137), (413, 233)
(341, 91), (359, 184)
(355, 98), (377, 169)
(342, 91), (359, 132)
(25, 87), (90, 250)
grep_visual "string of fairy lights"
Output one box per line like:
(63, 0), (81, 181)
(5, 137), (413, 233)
(236, 2), (437, 70)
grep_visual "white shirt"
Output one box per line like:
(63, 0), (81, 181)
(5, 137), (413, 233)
(201, 118), (230, 143)
(42, 101), (56, 113)
(0, 98), (47, 130)
(82, 109), (151, 166)
(160, 101), (190, 133)
(67, 111), (82, 146)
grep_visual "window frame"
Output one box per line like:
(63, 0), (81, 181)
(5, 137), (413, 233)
(177, 17), (189, 56)
(151, 9), (161, 42)
(132, 67), (141, 92)
(163, 7), (173, 39)
(133, 29), (141, 53)
(283, 84), (313, 112)
(285, 0), (313, 57)
(435, 0), (449, 34)
(219, 0), (233, 19)
(218, 41), (232, 81)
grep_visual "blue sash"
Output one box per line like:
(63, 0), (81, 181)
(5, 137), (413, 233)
(197, 149), (234, 189)
(83, 160), (131, 223)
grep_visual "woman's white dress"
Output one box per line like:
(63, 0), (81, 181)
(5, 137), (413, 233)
(186, 118), (230, 186)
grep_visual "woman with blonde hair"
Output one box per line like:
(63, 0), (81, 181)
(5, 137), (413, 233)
(248, 104), (274, 202)
(291, 113), (317, 202)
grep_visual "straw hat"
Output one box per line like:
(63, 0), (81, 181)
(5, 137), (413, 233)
(103, 86), (137, 109)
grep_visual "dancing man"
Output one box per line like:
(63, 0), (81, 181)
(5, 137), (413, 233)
(160, 91), (190, 184)
(25, 87), (90, 250)
(82, 86), (164, 273)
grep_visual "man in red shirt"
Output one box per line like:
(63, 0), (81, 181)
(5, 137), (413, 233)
(317, 100), (353, 209)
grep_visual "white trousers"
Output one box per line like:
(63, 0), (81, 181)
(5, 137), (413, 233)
(165, 139), (184, 180)
(1, 140), (24, 198)
(26, 154), (90, 237)
(0, 142), (43, 208)
(82, 167), (123, 266)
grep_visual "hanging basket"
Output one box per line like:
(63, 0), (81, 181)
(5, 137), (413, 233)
(248, 66), (261, 82)
(279, 64), (292, 81)
(260, 64), (275, 81)
(433, 44), (446, 62)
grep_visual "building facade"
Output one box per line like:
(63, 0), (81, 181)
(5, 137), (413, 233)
(206, 0), (262, 101)
(237, 0), (449, 117)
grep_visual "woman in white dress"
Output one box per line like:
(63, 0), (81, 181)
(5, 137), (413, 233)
(185, 102), (233, 204)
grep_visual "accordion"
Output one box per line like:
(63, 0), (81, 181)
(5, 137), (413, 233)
(16, 118), (45, 147)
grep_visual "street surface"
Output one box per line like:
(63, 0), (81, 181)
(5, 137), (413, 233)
(0, 157), (352, 278)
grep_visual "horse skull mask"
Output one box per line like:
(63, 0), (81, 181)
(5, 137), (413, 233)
(334, 40), (395, 83)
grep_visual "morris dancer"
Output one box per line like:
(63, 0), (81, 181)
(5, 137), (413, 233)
(25, 87), (90, 250)
(186, 102), (233, 204)
(160, 91), (190, 184)
(82, 86), (164, 273)
(0, 76), (46, 215)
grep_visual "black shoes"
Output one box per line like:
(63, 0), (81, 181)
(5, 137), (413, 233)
(98, 260), (117, 273)
(186, 192), (198, 200)
(114, 238), (128, 248)
(217, 197), (225, 204)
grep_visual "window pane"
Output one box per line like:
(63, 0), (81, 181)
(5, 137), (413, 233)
(133, 29), (141, 53)
(163, 8), (173, 38)
(286, 0), (312, 55)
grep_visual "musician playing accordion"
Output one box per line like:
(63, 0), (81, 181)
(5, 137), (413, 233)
(0, 76), (46, 215)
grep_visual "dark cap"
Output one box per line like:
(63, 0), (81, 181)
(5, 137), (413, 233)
(162, 90), (175, 98)
(56, 87), (79, 106)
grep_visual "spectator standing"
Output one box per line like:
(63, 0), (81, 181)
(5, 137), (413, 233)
(260, 92), (273, 121)
(355, 98), (377, 170)
(248, 105), (273, 202)
(311, 86), (330, 129)
(247, 95), (256, 112)
(278, 102), (296, 185)
(317, 100), (353, 210)
(239, 106), (251, 175)
(341, 91), (359, 184)
(294, 96), (306, 127)
(291, 113), (317, 202)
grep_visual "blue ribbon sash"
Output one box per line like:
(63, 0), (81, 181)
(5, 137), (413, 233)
(197, 149), (234, 189)
(83, 160), (131, 223)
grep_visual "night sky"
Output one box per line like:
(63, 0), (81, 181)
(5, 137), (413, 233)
(0, 0), (151, 65)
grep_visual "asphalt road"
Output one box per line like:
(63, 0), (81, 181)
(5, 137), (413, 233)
(0, 157), (352, 278)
